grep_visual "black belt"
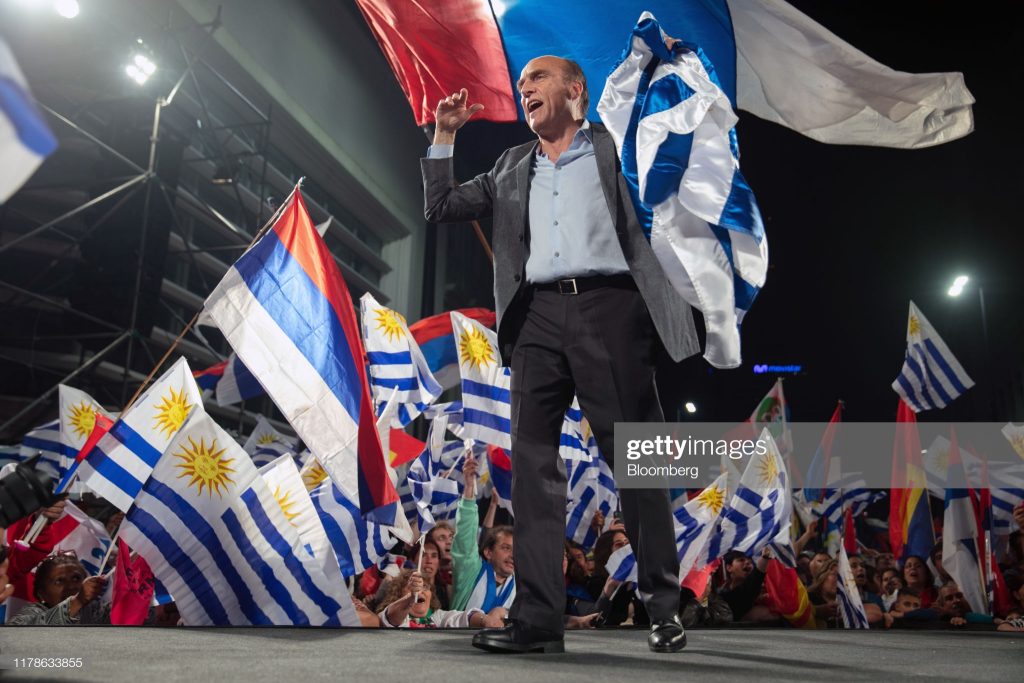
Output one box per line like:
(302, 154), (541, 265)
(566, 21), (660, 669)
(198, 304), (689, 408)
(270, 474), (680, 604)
(531, 274), (636, 295)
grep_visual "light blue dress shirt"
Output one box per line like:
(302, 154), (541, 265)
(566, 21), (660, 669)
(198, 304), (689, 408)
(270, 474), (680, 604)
(427, 121), (629, 283)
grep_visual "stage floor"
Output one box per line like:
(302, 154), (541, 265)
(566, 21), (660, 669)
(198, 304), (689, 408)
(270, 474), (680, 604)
(1, 627), (1020, 682)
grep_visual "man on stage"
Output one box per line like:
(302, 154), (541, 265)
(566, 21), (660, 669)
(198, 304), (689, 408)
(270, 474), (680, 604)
(421, 54), (699, 654)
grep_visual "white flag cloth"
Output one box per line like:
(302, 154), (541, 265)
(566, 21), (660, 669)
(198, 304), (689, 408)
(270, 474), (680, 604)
(892, 301), (973, 412)
(673, 472), (729, 580)
(729, 0), (974, 149)
(599, 13), (767, 368)
(77, 357), (204, 512)
(837, 545), (870, 628)
(120, 412), (349, 625)
(706, 429), (795, 565)
(1, 39), (57, 203)
(258, 454), (360, 626)
(942, 436), (988, 614)
(451, 311), (511, 449)
(360, 293), (442, 427)
(243, 415), (296, 468)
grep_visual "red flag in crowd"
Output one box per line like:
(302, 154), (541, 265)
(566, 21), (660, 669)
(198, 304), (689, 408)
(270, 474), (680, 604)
(111, 539), (154, 625)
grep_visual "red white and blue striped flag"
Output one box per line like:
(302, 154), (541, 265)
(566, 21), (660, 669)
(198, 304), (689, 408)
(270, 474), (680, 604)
(202, 189), (399, 523)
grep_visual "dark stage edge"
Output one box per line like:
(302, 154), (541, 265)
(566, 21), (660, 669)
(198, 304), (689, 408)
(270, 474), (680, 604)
(0, 627), (1021, 682)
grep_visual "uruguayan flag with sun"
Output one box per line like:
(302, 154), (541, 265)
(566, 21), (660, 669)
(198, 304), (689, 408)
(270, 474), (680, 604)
(360, 293), (442, 428)
(58, 384), (110, 462)
(451, 311), (511, 450)
(705, 429), (795, 565)
(674, 471), (728, 581)
(77, 357), (204, 512)
(120, 411), (353, 626)
(243, 415), (296, 468)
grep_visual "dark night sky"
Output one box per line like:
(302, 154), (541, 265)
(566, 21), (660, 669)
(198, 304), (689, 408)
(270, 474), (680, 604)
(436, 1), (1024, 423)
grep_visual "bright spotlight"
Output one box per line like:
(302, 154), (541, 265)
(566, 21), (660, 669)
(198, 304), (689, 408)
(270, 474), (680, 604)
(684, 402), (697, 414)
(125, 53), (157, 85)
(54, 0), (79, 18)
(947, 274), (969, 297)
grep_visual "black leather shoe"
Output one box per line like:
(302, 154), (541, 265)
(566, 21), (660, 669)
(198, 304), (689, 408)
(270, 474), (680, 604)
(472, 620), (565, 654)
(648, 615), (686, 653)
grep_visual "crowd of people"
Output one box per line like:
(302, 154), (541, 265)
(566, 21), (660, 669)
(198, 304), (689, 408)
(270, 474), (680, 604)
(3, 451), (1024, 632)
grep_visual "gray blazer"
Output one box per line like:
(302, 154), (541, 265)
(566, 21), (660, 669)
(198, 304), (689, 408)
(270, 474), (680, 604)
(421, 122), (699, 365)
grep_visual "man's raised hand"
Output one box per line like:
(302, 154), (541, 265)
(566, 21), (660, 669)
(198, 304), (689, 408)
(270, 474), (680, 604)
(434, 88), (484, 143)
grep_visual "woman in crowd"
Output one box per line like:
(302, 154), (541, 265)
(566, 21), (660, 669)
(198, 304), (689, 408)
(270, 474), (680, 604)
(807, 558), (839, 628)
(377, 569), (504, 628)
(902, 555), (936, 607)
(9, 552), (109, 625)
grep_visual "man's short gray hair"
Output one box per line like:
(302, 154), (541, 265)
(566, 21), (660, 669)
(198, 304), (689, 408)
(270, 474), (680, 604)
(561, 59), (589, 120)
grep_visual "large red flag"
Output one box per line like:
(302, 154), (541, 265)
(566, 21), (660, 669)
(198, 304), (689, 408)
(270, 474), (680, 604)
(763, 560), (816, 629)
(110, 539), (154, 625)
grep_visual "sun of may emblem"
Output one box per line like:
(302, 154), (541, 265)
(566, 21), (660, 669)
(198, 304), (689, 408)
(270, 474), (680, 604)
(696, 484), (726, 516)
(458, 327), (495, 370)
(256, 432), (279, 446)
(908, 314), (921, 337)
(273, 486), (301, 525)
(174, 436), (236, 497)
(756, 453), (780, 486)
(153, 386), (193, 438)
(66, 401), (98, 440)
(374, 308), (406, 343)
(302, 462), (328, 491)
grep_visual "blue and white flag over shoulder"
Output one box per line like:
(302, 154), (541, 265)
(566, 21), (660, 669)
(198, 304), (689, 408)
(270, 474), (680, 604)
(77, 357), (203, 512)
(599, 13), (767, 369)
(1, 39), (57, 203)
(892, 301), (974, 412)
(706, 429), (795, 566)
(120, 412), (348, 626)
(451, 311), (511, 449)
(361, 293), (443, 428)
(836, 545), (870, 629)
(243, 415), (296, 468)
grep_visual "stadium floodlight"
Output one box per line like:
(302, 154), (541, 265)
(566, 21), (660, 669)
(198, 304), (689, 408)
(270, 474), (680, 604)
(126, 53), (157, 85)
(947, 274), (969, 297)
(54, 0), (79, 18)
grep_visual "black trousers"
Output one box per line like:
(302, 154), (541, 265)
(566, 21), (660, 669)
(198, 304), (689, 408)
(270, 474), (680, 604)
(506, 282), (680, 634)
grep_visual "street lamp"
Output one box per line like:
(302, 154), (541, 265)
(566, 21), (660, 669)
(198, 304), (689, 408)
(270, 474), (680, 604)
(684, 402), (697, 414)
(946, 274), (989, 357)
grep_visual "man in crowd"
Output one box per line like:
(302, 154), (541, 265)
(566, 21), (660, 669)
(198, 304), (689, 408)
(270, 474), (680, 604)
(451, 454), (516, 614)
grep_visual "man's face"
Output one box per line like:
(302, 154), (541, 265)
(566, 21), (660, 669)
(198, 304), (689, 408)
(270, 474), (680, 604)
(485, 532), (515, 579)
(882, 569), (904, 595)
(937, 585), (969, 617)
(431, 528), (453, 560)
(876, 553), (895, 573)
(419, 546), (439, 581)
(517, 56), (581, 135)
(894, 593), (921, 613)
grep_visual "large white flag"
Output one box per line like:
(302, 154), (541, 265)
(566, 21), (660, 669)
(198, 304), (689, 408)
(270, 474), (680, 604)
(451, 311), (511, 449)
(120, 412), (349, 625)
(1, 39), (57, 203)
(77, 358), (204, 512)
